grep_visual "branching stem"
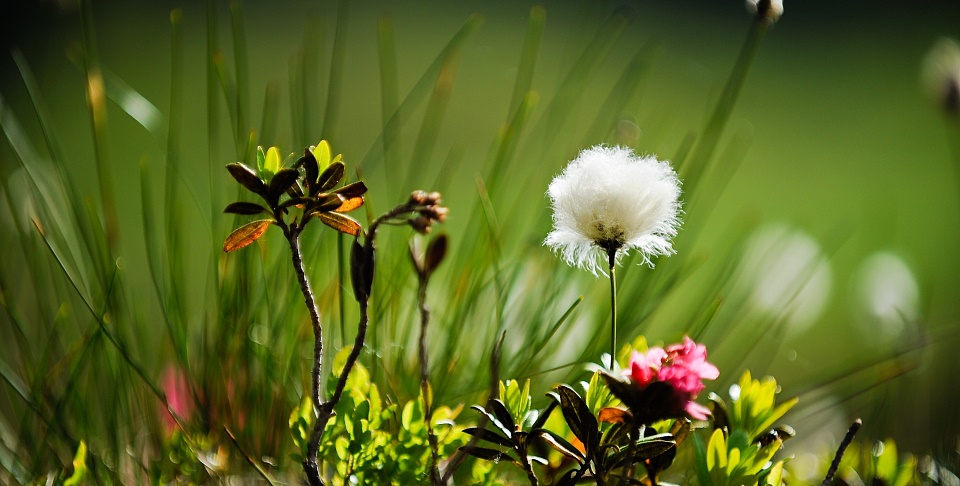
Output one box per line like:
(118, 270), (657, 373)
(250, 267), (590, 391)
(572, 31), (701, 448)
(285, 223), (326, 486)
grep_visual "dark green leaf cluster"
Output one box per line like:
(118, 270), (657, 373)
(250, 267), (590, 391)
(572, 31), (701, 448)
(222, 142), (367, 252)
(463, 376), (680, 485)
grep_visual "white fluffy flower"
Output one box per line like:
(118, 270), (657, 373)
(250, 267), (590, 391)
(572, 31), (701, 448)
(544, 145), (682, 276)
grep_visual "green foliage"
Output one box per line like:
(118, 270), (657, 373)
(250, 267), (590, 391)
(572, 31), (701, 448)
(297, 348), (467, 484)
(694, 428), (786, 486)
(62, 441), (87, 486)
(712, 371), (798, 443)
(1, 1), (950, 484)
(500, 379), (534, 429)
(694, 371), (796, 486)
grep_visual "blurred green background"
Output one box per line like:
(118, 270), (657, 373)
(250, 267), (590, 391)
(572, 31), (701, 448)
(1, 0), (959, 481)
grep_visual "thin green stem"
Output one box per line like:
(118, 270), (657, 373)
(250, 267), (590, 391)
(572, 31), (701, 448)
(608, 249), (618, 371)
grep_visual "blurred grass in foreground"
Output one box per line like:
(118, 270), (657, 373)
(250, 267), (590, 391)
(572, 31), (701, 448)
(1, 0), (959, 482)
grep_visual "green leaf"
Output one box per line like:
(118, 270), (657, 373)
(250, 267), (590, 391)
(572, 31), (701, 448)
(761, 460), (785, 486)
(223, 201), (268, 215)
(268, 168), (300, 203)
(226, 162), (267, 196)
(534, 428), (585, 463)
(611, 436), (675, 467)
(63, 440), (87, 486)
(313, 140), (333, 171)
(470, 404), (512, 439)
(706, 428), (727, 471)
(488, 399), (517, 434)
(463, 427), (512, 448)
(264, 146), (281, 178)
(557, 385), (598, 453)
(461, 446), (509, 462)
(256, 145), (266, 174)
(753, 397), (798, 438)
(875, 439), (897, 480)
(316, 161), (345, 193)
(333, 180), (368, 198)
(299, 148), (320, 189)
(223, 219), (272, 252)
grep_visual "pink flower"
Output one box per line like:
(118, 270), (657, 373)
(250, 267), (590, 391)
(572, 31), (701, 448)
(159, 366), (195, 433)
(629, 347), (666, 387)
(623, 336), (718, 421)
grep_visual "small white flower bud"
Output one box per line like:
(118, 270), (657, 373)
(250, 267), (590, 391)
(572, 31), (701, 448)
(922, 38), (960, 117)
(746, 0), (783, 25)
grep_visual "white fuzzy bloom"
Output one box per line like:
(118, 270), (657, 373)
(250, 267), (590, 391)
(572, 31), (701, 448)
(544, 145), (682, 276)
(745, 0), (783, 24)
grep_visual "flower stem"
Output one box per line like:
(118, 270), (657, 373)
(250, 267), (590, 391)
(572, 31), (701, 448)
(607, 249), (618, 371)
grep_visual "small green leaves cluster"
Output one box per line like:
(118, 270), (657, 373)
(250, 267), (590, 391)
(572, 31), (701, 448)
(151, 430), (215, 484)
(63, 441), (87, 486)
(694, 371), (797, 486)
(223, 141), (367, 252)
(462, 384), (557, 482)
(289, 348), (466, 484)
(553, 383), (677, 485)
(711, 370), (798, 443)
(464, 374), (681, 485)
(696, 427), (786, 486)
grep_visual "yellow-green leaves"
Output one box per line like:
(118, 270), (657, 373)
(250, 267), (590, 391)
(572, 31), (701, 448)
(698, 427), (786, 486)
(726, 371), (798, 442)
(255, 145), (283, 180)
(63, 441), (88, 486)
(696, 370), (797, 486)
(312, 140), (342, 173)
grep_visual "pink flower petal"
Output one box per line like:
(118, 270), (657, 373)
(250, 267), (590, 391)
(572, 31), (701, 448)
(685, 401), (712, 420)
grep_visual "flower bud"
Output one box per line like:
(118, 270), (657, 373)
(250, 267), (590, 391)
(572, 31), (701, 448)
(746, 0), (783, 25)
(922, 38), (960, 117)
(409, 190), (428, 205)
(409, 215), (433, 234)
(424, 206), (448, 223)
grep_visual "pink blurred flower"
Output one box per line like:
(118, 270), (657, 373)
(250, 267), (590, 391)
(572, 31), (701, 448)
(625, 336), (718, 421)
(159, 366), (195, 433)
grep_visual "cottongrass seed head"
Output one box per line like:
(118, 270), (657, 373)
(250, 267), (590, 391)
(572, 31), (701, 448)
(544, 145), (682, 276)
